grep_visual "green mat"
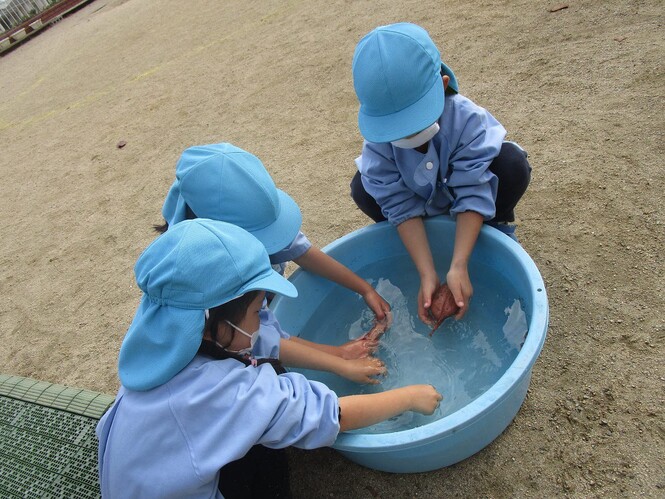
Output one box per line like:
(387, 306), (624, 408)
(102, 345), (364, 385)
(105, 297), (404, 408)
(0, 374), (115, 498)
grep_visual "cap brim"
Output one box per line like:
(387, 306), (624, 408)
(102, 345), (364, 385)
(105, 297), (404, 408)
(358, 76), (444, 143)
(247, 189), (302, 255)
(238, 266), (298, 300)
(119, 297), (204, 391)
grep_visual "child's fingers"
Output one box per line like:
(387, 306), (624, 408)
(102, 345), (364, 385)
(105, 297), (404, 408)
(374, 364), (387, 376)
(448, 283), (464, 309)
(417, 304), (430, 324)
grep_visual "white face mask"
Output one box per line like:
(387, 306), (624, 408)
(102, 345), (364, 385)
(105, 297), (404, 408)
(391, 122), (440, 149)
(224, 320), (260, 356)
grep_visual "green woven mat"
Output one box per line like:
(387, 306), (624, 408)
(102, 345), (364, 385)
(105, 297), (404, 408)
(0, 374), (115, 498)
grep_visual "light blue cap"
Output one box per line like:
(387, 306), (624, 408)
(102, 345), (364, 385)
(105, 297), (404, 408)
(118, 219), (297, 391)
(353, 23), (446, 143)
(161, 143), (302, 254)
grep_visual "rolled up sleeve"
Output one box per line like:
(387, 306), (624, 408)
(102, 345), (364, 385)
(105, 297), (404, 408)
(270, 231), (312, 264)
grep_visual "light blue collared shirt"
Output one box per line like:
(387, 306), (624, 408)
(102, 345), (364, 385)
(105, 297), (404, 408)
(97, 355), (340, 498)
(356, 93), (505, 225)
(252, 320), (283, 358)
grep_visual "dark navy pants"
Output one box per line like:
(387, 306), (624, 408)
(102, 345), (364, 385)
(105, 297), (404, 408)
(218, 445), (291, 498)
(350, 141), (531, 224)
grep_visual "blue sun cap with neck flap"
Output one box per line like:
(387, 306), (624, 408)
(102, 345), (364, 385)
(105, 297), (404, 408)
(118, 218), (297, 391)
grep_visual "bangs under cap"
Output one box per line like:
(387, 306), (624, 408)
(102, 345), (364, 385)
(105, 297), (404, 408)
(118, 219), (297, 391)
(164, 143), (302, 254)
(353, 23), (445, 143)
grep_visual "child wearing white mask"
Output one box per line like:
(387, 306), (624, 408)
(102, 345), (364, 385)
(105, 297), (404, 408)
(350, 23), (532, 324)
(97, 219), (442, 498)
(157, 142), (391, 377)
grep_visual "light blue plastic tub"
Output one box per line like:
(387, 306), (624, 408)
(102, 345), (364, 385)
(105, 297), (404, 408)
(271, 217), (548, 473)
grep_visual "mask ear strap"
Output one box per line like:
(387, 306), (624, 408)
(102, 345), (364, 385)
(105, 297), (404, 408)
(224, 320), (252, 339)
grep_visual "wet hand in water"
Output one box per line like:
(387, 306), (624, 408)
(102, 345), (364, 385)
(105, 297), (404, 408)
(339, 311), (393, 360)
(446, 265), (473, 320)
(363, 288), (391, 321)
(338, 338), (379, 359)
(418, 273), (440, 325)
(343, 357), (386, 384)
(409, 384), (443, 415)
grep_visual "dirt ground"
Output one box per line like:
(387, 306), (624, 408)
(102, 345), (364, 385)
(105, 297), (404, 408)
(1, 0), (663, 497)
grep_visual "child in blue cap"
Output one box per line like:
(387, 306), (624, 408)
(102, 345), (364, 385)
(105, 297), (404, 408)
(97, 219), (442, 498)
(158, 142), (391, 363)
(350, 22), (532, 324)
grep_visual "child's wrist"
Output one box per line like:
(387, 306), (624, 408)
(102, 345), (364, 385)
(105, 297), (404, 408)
(359, 282), (374, 298)
(449, 259), (468, 271)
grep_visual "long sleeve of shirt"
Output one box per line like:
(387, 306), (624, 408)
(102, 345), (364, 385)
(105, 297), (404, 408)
(97, 355), (340, 498)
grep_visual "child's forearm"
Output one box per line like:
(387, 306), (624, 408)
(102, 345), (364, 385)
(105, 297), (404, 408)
(339, 385), (442, 430)
(279, 338), (347, 374)
(294, 247), (374, 297)
(289, 336), (342, 357)
(338, 389), (414, 431)
(451, 211), (483, 269)
(396, 217), (436, 279)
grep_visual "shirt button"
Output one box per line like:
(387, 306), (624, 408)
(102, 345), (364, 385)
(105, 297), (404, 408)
(426, 162), (434, 170)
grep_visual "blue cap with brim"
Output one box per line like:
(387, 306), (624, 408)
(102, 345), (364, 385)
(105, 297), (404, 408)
(161, 143), (302, 254)
(118, 219), (297, 391)
(353, 23), (447, 143)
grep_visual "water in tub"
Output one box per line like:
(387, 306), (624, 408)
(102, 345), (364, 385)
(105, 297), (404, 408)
(291, 259), (529, 434)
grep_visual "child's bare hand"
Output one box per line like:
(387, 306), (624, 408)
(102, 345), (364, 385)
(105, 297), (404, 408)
(418, 274), (440, 325)
(408, 384), (443, 414)
(339, 338), (379, 360)
(446, 264), (472, 320)
(362, 288), (391, 321)
(341, 357), (386, 384)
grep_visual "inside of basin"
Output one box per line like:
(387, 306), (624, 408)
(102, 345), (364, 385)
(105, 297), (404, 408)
(291, 259), (527, 434)
(278, 222), (533, 435)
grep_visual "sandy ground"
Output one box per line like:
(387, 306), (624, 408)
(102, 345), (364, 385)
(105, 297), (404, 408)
(1, 0), (663, 497)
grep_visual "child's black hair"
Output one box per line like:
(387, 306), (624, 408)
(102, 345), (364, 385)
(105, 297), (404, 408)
(153, 204), (199, 234)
